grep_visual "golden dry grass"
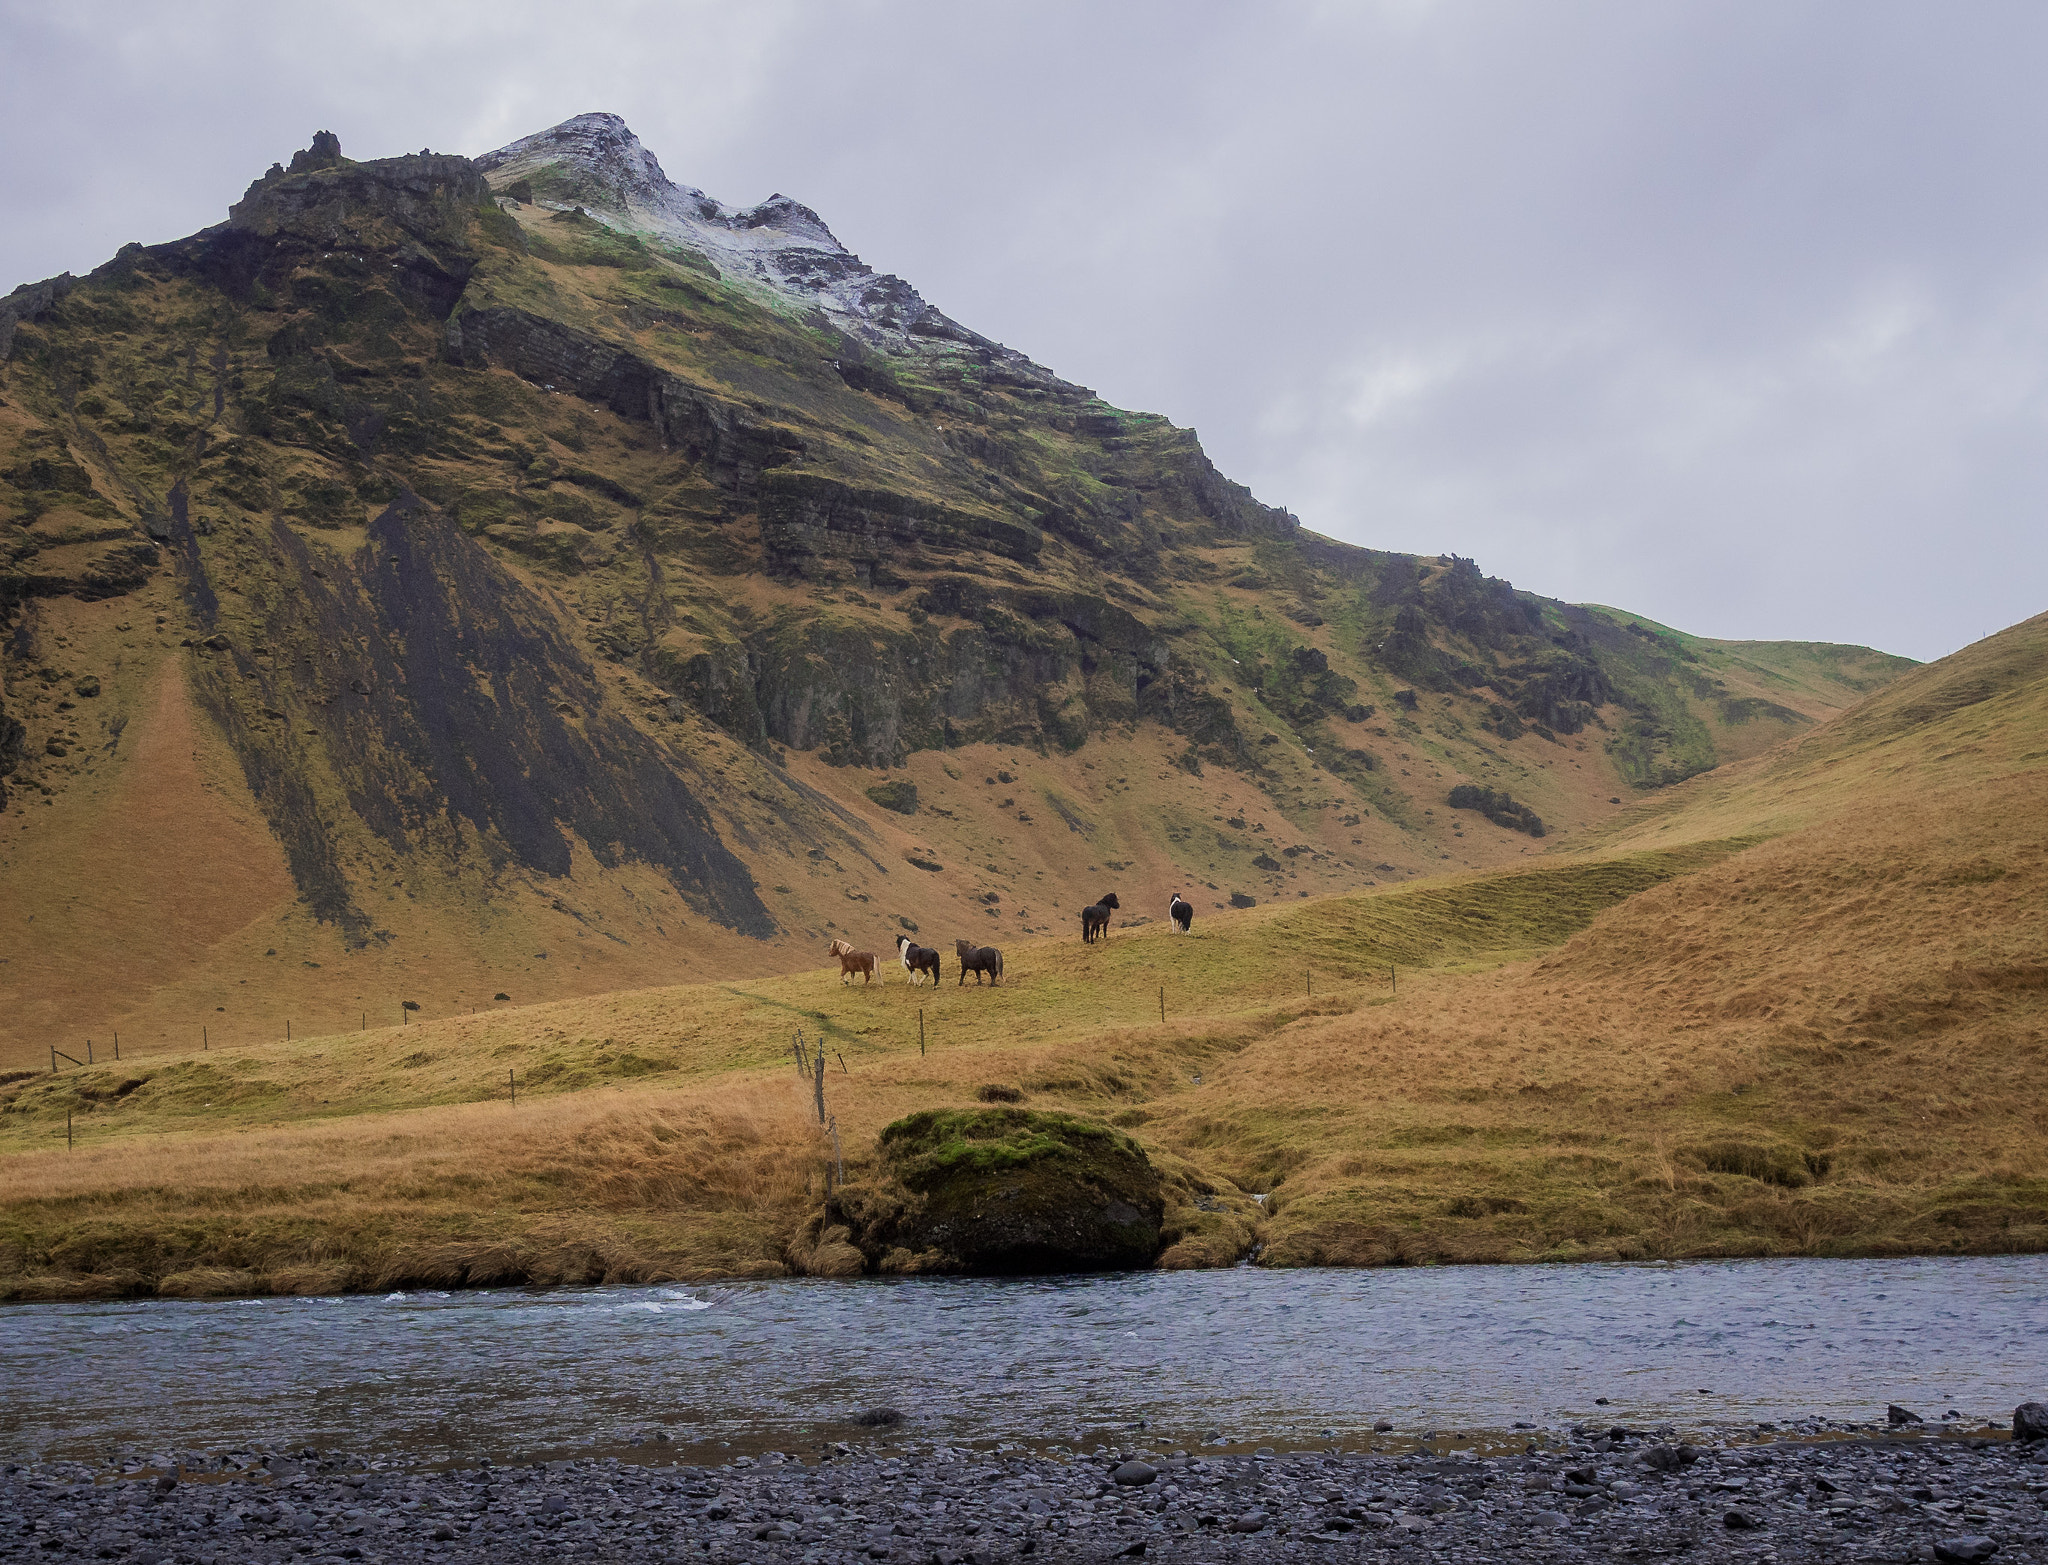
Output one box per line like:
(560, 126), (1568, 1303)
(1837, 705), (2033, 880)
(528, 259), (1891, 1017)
(1, 614), (2041, 1298)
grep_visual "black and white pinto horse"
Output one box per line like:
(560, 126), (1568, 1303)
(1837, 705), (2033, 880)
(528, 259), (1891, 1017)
(1168, 893), (1193, 934)
(1080, 891), (1121, 943)
(895, 933), (941, 985)
(955, 939), (1004, 985)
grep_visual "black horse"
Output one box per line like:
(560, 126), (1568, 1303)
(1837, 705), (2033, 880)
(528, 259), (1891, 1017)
(1081, 891), (1121, 943)
(1169, 893), (1193, 933)
(955, 939), (1004, 985)
(895, 934), (941, 985)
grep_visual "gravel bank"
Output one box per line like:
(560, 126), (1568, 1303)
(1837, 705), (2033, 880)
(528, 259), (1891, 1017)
(7, 1427), (2047, 1564)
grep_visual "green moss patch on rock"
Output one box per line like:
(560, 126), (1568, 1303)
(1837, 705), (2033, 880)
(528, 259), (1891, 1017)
(864, 779), (918, 815)
(809, 1108), (1167, 1276)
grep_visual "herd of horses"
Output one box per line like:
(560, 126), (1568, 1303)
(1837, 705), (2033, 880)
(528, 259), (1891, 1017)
(824, 889), (1197, 986)
(825, 936), (1004, 987)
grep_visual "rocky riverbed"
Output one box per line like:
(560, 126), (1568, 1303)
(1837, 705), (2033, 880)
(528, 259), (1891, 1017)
(7, 1421), (2048, 1565)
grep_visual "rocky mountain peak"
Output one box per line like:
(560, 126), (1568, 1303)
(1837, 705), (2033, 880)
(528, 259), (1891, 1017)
(288, 130), (345, 174)
(479, 111), (692, 218)
(474, 112), (1042, 370)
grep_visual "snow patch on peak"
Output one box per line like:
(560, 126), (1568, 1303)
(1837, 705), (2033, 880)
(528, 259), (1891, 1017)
(735, 193), (839, 247)
(479, 111), (708, 213)
(475, 113), (1056, 379)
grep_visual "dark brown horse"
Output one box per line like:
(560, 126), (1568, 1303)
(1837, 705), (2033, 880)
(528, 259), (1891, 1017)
(1081, 891), (1121, 943)
(955, 939), (1004, 985)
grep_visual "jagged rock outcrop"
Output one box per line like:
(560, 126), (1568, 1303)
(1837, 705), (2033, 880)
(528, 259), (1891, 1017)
(656, 576), (1195, 766)
(0, 274), (74, 363)
(759, 470), (1041, 573)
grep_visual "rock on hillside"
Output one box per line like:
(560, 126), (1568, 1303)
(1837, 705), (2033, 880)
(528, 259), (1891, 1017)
(799, 1108), (1167, 1274)
(0, 120), (1913, 1053)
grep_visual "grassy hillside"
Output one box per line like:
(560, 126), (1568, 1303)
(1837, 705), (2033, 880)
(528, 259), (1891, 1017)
(0, 127), (1910, 1065)
(0, 613), (2038, 1299)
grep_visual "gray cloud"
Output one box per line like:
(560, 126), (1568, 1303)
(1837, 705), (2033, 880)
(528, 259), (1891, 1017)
(4, 0), (2042, 659)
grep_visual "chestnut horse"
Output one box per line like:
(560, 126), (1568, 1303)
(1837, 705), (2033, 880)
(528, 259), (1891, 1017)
(827, 938), (878, 986)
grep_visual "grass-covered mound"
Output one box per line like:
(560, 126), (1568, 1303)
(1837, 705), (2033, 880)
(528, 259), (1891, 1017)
(816, 1109), (1166, 1275)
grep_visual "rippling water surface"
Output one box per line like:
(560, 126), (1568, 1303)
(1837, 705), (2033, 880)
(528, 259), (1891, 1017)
(5, 1257), (2045, 1465)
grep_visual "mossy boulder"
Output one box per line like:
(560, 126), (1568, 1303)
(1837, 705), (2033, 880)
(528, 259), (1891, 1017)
(818, 1109), (1166, 1275)
(864, 779), (919, 815)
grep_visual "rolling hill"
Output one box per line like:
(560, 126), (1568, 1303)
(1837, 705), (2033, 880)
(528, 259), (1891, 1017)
(0, 116), (1909, 1068)
(0, 611), (2037, 1299)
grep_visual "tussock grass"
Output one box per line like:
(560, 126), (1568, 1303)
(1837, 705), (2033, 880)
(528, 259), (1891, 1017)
(0, 1087), (817, 1299)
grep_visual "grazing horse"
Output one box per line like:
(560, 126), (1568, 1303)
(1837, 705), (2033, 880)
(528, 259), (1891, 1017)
(955, 939), (1004, 985)
(1168, 893), (1193, 934)
(1080, 890), (1121, 943)
(827, 938), (878, 986)
(895, 933), (941, 986)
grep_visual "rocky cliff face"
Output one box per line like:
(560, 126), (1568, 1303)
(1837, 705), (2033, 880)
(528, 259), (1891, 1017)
(0, 120), (1913, 1049)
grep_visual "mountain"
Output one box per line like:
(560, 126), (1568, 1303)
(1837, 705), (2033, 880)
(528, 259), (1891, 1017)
(0, 117), (1910, 1065)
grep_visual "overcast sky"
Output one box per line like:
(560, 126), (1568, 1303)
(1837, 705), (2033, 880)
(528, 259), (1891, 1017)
(6, 0), (2044, 661)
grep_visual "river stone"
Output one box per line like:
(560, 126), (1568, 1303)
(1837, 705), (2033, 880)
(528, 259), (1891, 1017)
(1933, 1539), (1999, 1563)
(1644, 1443), (1699, 1471)
(1888, 1403), (1925, 1425)
(824, 1109), (1165, 1274)
(2014, 1401), (2048, 1441)
(1111, 1461), (1157, 1486)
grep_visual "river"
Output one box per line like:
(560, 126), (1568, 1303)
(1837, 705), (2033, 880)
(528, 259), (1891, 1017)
(5, 1256), (2045, 1468)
